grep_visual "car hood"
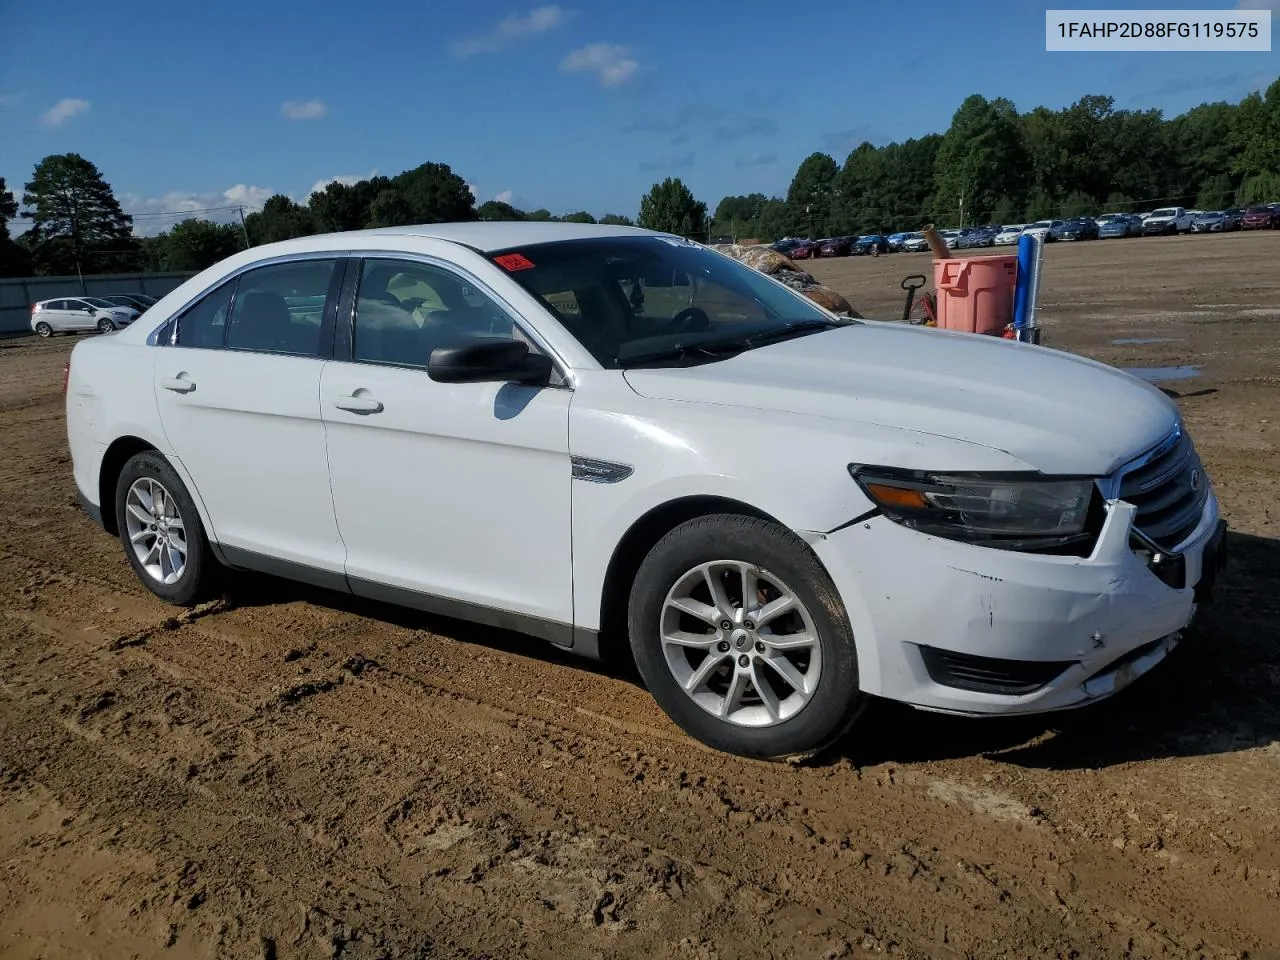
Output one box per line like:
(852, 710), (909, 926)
(622, 323), (1177, 476)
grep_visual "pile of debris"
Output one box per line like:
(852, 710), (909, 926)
(710, 243), (860, 318)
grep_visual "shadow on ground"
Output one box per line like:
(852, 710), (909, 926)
(216, 529), (1279, 771)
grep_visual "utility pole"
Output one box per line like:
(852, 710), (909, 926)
(959, 191), (965, 229)
(236, 206), (251, 248)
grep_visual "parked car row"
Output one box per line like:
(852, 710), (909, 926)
(29, 292), (159, 337)
(764, 202), (1280, 259)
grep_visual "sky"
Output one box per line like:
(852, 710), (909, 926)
(1, 0), (1277, 235)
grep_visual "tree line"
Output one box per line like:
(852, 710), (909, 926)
(2, 79), (1277, 278)
(713, 82), (1280, 240)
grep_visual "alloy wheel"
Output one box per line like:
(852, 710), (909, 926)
(123, 477), (188, 584)
(659, 560), (822, 727)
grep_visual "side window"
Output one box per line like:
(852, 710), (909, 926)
(47, 300), (67, 311)
(175, 281), (235, 349)
(352, 258), (535, 369)
(226, 259), (338, 357)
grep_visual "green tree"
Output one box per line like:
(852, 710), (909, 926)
(933, 96), (1028, 226)
(1195, 173), (1235, 209)
(990, 195), (1020, 224)
(243, 194), (316, 244)
(21, 154), (135, 275)
(0, 176), (31, 276)
(476, 200), (526, 220)
(391, 162), (476, 223)
(154, 218), (245, 271)
(561, 211), (597, 223)
(1024, 187), (1058, 221)
(1238, 171), (1280, 205)
(1102, 192), (1135, 212)
(1061, 190), (1096, 217)
(785, 152), (839, 234)
(524, 208), (556, 221)
(1232, 80), (1280, 180)
(367, 189), (413, 228)
(309, 180), (373, 232)
(599, 213), (635, 226)
(637, 178), (707, 236)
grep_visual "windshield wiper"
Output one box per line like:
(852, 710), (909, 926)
(619, 340), (748, 366)
(737, 318), (842, 347)
(620, 319), (842, 368)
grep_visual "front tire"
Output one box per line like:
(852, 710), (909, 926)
(34, 321), (52, 338)
(114, 451), (216, 605)
(628, 514), (864, 759)
(97, 317), (114, 334)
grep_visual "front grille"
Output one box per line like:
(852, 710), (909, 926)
(1118, 430), (1209, 551)
(919, 646), (1075, 696)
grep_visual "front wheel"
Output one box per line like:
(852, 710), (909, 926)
(628, 514), (864, 760)
(97, 317), (114, 334)
(114, 451), (218, 605)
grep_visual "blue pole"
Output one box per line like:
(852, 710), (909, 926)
(1013, 232), (1036, 329)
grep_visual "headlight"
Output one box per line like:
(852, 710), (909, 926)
(849, 465), (1098, 553)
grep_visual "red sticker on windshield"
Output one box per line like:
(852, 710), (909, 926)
(495, 253), (535, 271)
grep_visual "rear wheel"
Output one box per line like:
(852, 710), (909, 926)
(114, 451), (217, 605)
(628, 514), (864, 760)
(34, 321), (52, 338)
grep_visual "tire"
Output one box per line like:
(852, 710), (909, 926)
(627, 514), (864, 760)
(114, 451), (217, 605)
(34, 321), (52, 338)
(97, 317), (114, 334)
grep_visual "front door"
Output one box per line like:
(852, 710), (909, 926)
(151, 257), (347, 577)
(64, 300), (96, 330)
(320, 256), (574, 635)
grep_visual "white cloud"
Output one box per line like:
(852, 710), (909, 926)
(494, 190), (514, 203)
(466, 182), (479, 200)
(309, 169), (379, 195)
(281, 98), (327, 120)
(121, 184), (275, 236)
(39, 98), (90, 128)
(451, 5), (568, 57)
(560, 44), (637, 86)
(0, 92), (25, 107)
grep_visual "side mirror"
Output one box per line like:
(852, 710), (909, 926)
(427, 337), (553, 386)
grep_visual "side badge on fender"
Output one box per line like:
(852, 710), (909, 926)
(571, 457), (634, 484)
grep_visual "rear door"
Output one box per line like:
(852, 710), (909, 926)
(151, 256), (348, 578)
(40, 301), (68, 331)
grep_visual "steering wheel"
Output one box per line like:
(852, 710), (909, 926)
(666, 306), (711, 334)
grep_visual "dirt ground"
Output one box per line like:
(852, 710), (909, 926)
(1, 232), (1278, 960)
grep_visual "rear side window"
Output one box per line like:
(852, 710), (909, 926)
(176, 281), (235, 349)
(226, 259), (338, 357)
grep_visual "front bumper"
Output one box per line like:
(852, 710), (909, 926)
(811, 488), (1223, 716)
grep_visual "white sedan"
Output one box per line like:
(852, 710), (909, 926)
(993, 225), (1026, 245)
(64, 222), (1226, 759)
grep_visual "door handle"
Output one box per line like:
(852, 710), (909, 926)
(334, 394), (383, 414)
(161, 376), (196, 394)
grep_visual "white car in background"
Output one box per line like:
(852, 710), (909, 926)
(993, 225), (1026, 245)
(63, 222), (1227, 759)
(31, 297), (138, 336)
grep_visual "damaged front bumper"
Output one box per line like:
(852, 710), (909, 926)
(809, 491), (1224, 716)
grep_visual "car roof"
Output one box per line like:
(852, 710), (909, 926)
(318, 220), (659, 252)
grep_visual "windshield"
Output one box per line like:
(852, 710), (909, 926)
(1151, 208), (1178, 217)
(488, 236), (851, 369)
